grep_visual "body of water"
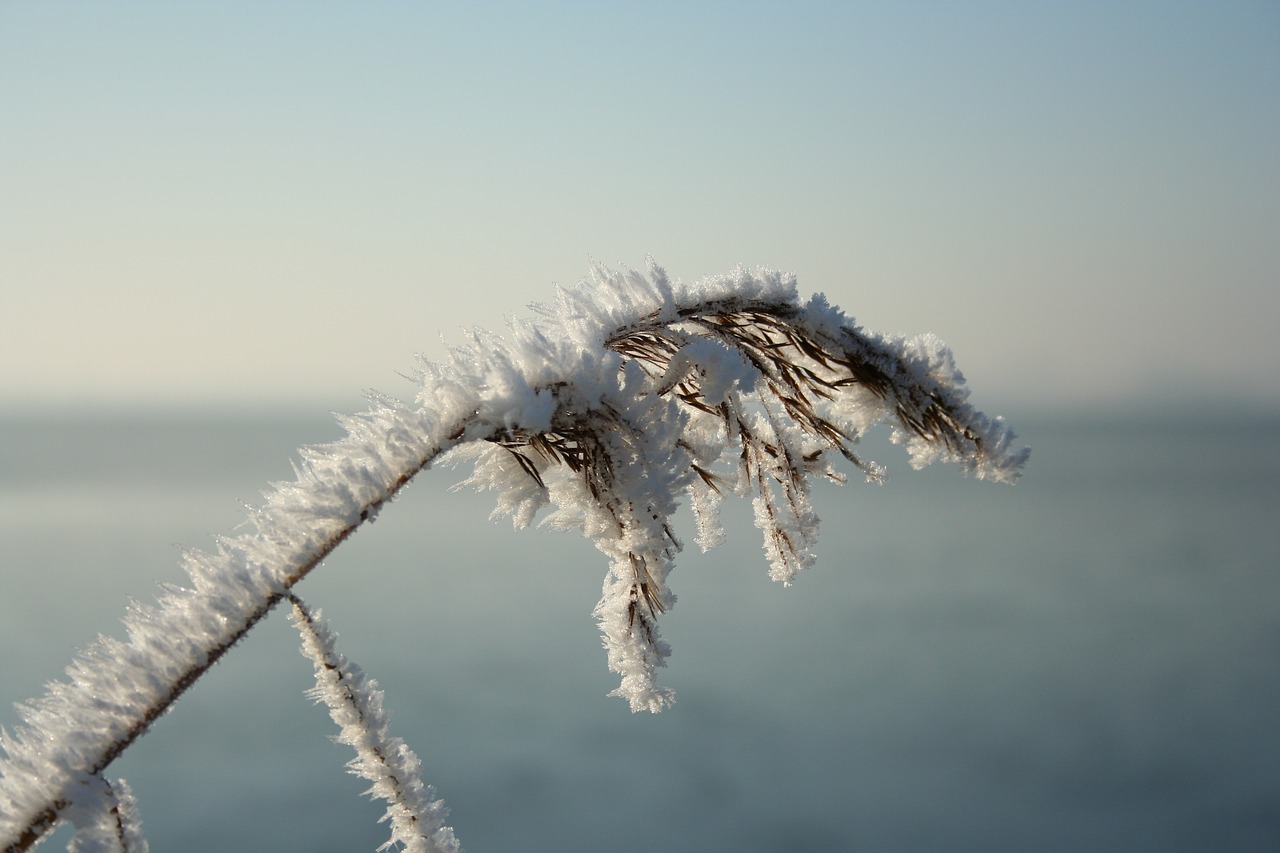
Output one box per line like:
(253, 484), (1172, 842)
(1, 408), (1277, 851)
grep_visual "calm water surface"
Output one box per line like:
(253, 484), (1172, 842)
(1, 409), (1277, 851)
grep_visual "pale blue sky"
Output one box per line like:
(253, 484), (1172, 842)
(2, 1), (1277, 415)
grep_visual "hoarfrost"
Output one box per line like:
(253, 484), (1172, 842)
(0, 258), (1027, 848)
(65, 776), (147, 853)
(290, 597), (460, 853)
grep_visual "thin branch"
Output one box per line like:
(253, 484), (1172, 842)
(289, 595), (460, 853)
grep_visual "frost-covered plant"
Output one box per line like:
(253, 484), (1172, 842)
(288, 594), (459, 853)
(0, 260), (1027, 851)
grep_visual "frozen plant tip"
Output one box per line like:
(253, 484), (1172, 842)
(289, 595), (460, 853)
(65, 776), (146, 853)
(0, 259), (1027, 850)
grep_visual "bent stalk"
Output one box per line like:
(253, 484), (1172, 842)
(1, 261), (1027, 850)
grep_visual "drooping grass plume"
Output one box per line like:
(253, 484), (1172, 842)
(0, 260), (1027, 850)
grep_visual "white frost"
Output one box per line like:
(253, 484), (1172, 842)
(65, 776), (147, 853)
(290, 597), (461, 853)
(0, 258), (1028, 847)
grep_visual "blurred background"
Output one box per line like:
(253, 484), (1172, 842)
(2, 2), (1278, 850)
(2, 0), (1278, 414)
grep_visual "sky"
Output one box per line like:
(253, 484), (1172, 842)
(2, 1), (1277, 418)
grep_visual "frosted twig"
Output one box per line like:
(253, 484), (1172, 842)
(65, 776), (147, 853)
(289, 595), (460, 853)
(0, 402), (465, 853)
